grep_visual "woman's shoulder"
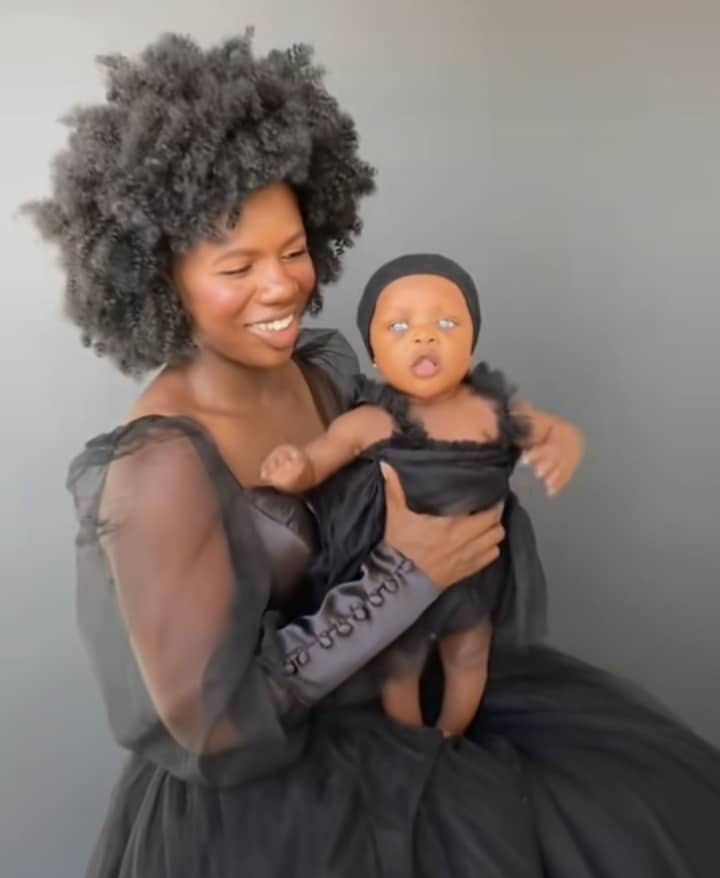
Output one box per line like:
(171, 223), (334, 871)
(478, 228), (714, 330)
(294, 326), (361, 408)
(66, 412), (231, 530)
(70, 361), (216, 476)
(67, 329), (361, 513)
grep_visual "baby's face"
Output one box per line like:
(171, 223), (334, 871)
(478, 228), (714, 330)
(368, 274), (474, 401)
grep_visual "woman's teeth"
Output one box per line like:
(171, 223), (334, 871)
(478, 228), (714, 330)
(251, 314), (294, 332)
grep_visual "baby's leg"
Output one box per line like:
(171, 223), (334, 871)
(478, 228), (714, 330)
(436, 619), (492, 737)
(380, 673), (424, 728)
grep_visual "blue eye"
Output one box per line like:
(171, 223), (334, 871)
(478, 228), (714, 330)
(438, 318), (458, 330)
(390, 321), (409, 334)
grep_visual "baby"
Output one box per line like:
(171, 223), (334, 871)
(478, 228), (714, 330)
(261, 254), (584, 735)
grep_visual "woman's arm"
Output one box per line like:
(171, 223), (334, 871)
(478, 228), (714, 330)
(97, 430), (439, 758)
(75, 418), (505, 788)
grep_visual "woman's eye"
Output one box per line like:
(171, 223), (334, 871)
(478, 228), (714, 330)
(438, 318), (458, 330)
(390, 321), (409, 334)
(284, 247), (309, 260)
(221, 266), (251, 277)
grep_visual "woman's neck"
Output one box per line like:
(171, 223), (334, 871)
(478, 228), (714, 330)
(177, 348), (296, 416)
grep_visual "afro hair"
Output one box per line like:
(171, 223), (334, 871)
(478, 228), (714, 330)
(23, 29), (376, 375)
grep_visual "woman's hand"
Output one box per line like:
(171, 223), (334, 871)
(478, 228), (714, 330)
(380, 463), (505, 590)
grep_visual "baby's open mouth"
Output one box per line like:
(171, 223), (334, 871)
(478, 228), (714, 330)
(411, 353), (440, 378)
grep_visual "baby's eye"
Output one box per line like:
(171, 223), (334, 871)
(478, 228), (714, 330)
(390, 321), (409, 334)
(437, 318), (458, 330)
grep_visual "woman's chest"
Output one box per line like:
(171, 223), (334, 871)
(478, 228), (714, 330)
(237, 487), (318, 609)
(191, 403), (327, 605)
(204, 400), (326, 486)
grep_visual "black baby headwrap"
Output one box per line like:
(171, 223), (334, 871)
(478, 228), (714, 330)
(356, 253), (481, 357)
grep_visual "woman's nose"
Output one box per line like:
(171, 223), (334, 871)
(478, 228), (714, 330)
(256, 261), (297, 303)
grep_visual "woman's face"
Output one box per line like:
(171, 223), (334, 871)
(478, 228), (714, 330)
(173, 182), (316, 369)
(369, 274), (475, 401)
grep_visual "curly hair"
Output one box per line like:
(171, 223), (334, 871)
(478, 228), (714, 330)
(23, 29), (376, 375)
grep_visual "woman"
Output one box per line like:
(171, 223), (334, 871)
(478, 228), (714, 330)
(26, 30), (720, 878)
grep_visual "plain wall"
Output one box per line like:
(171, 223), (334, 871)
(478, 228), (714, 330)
(1, 2), (718, 876)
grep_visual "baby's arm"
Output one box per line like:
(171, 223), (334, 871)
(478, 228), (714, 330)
(512, 400), (585, 496)
(260, 405), (393, 494)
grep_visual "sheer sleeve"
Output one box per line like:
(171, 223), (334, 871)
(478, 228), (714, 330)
(68, 418), (440, 787)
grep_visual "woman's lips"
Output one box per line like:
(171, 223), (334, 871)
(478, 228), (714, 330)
(246, 312), (300, 350)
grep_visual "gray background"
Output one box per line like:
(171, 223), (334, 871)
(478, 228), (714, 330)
(1, 1), (718, 876)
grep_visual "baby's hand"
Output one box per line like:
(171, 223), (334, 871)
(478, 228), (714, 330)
(260, 444), (316, 493)
(522, 420), (585, 496)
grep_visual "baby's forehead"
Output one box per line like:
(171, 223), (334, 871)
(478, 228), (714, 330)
(373, 274), (470, 311)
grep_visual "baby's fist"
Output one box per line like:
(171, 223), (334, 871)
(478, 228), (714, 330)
(260, 444), (315, 494)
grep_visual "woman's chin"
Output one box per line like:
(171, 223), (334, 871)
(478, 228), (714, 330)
(246, 318), (302, 354)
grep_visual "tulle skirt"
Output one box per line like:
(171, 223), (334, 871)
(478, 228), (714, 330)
(85, 645), (720, 878)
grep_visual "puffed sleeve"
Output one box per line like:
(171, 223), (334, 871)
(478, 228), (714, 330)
(68, 417), (441, 787)
(294, 327), (362, 410)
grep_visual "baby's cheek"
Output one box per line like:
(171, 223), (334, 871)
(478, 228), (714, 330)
(379, 363), (415, 394)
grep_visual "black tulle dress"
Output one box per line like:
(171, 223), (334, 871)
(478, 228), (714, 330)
(68, 328), (720, 877)
(304, 362), (547, 694)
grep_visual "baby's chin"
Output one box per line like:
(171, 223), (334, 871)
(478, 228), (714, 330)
(395, 372), (459, 402)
